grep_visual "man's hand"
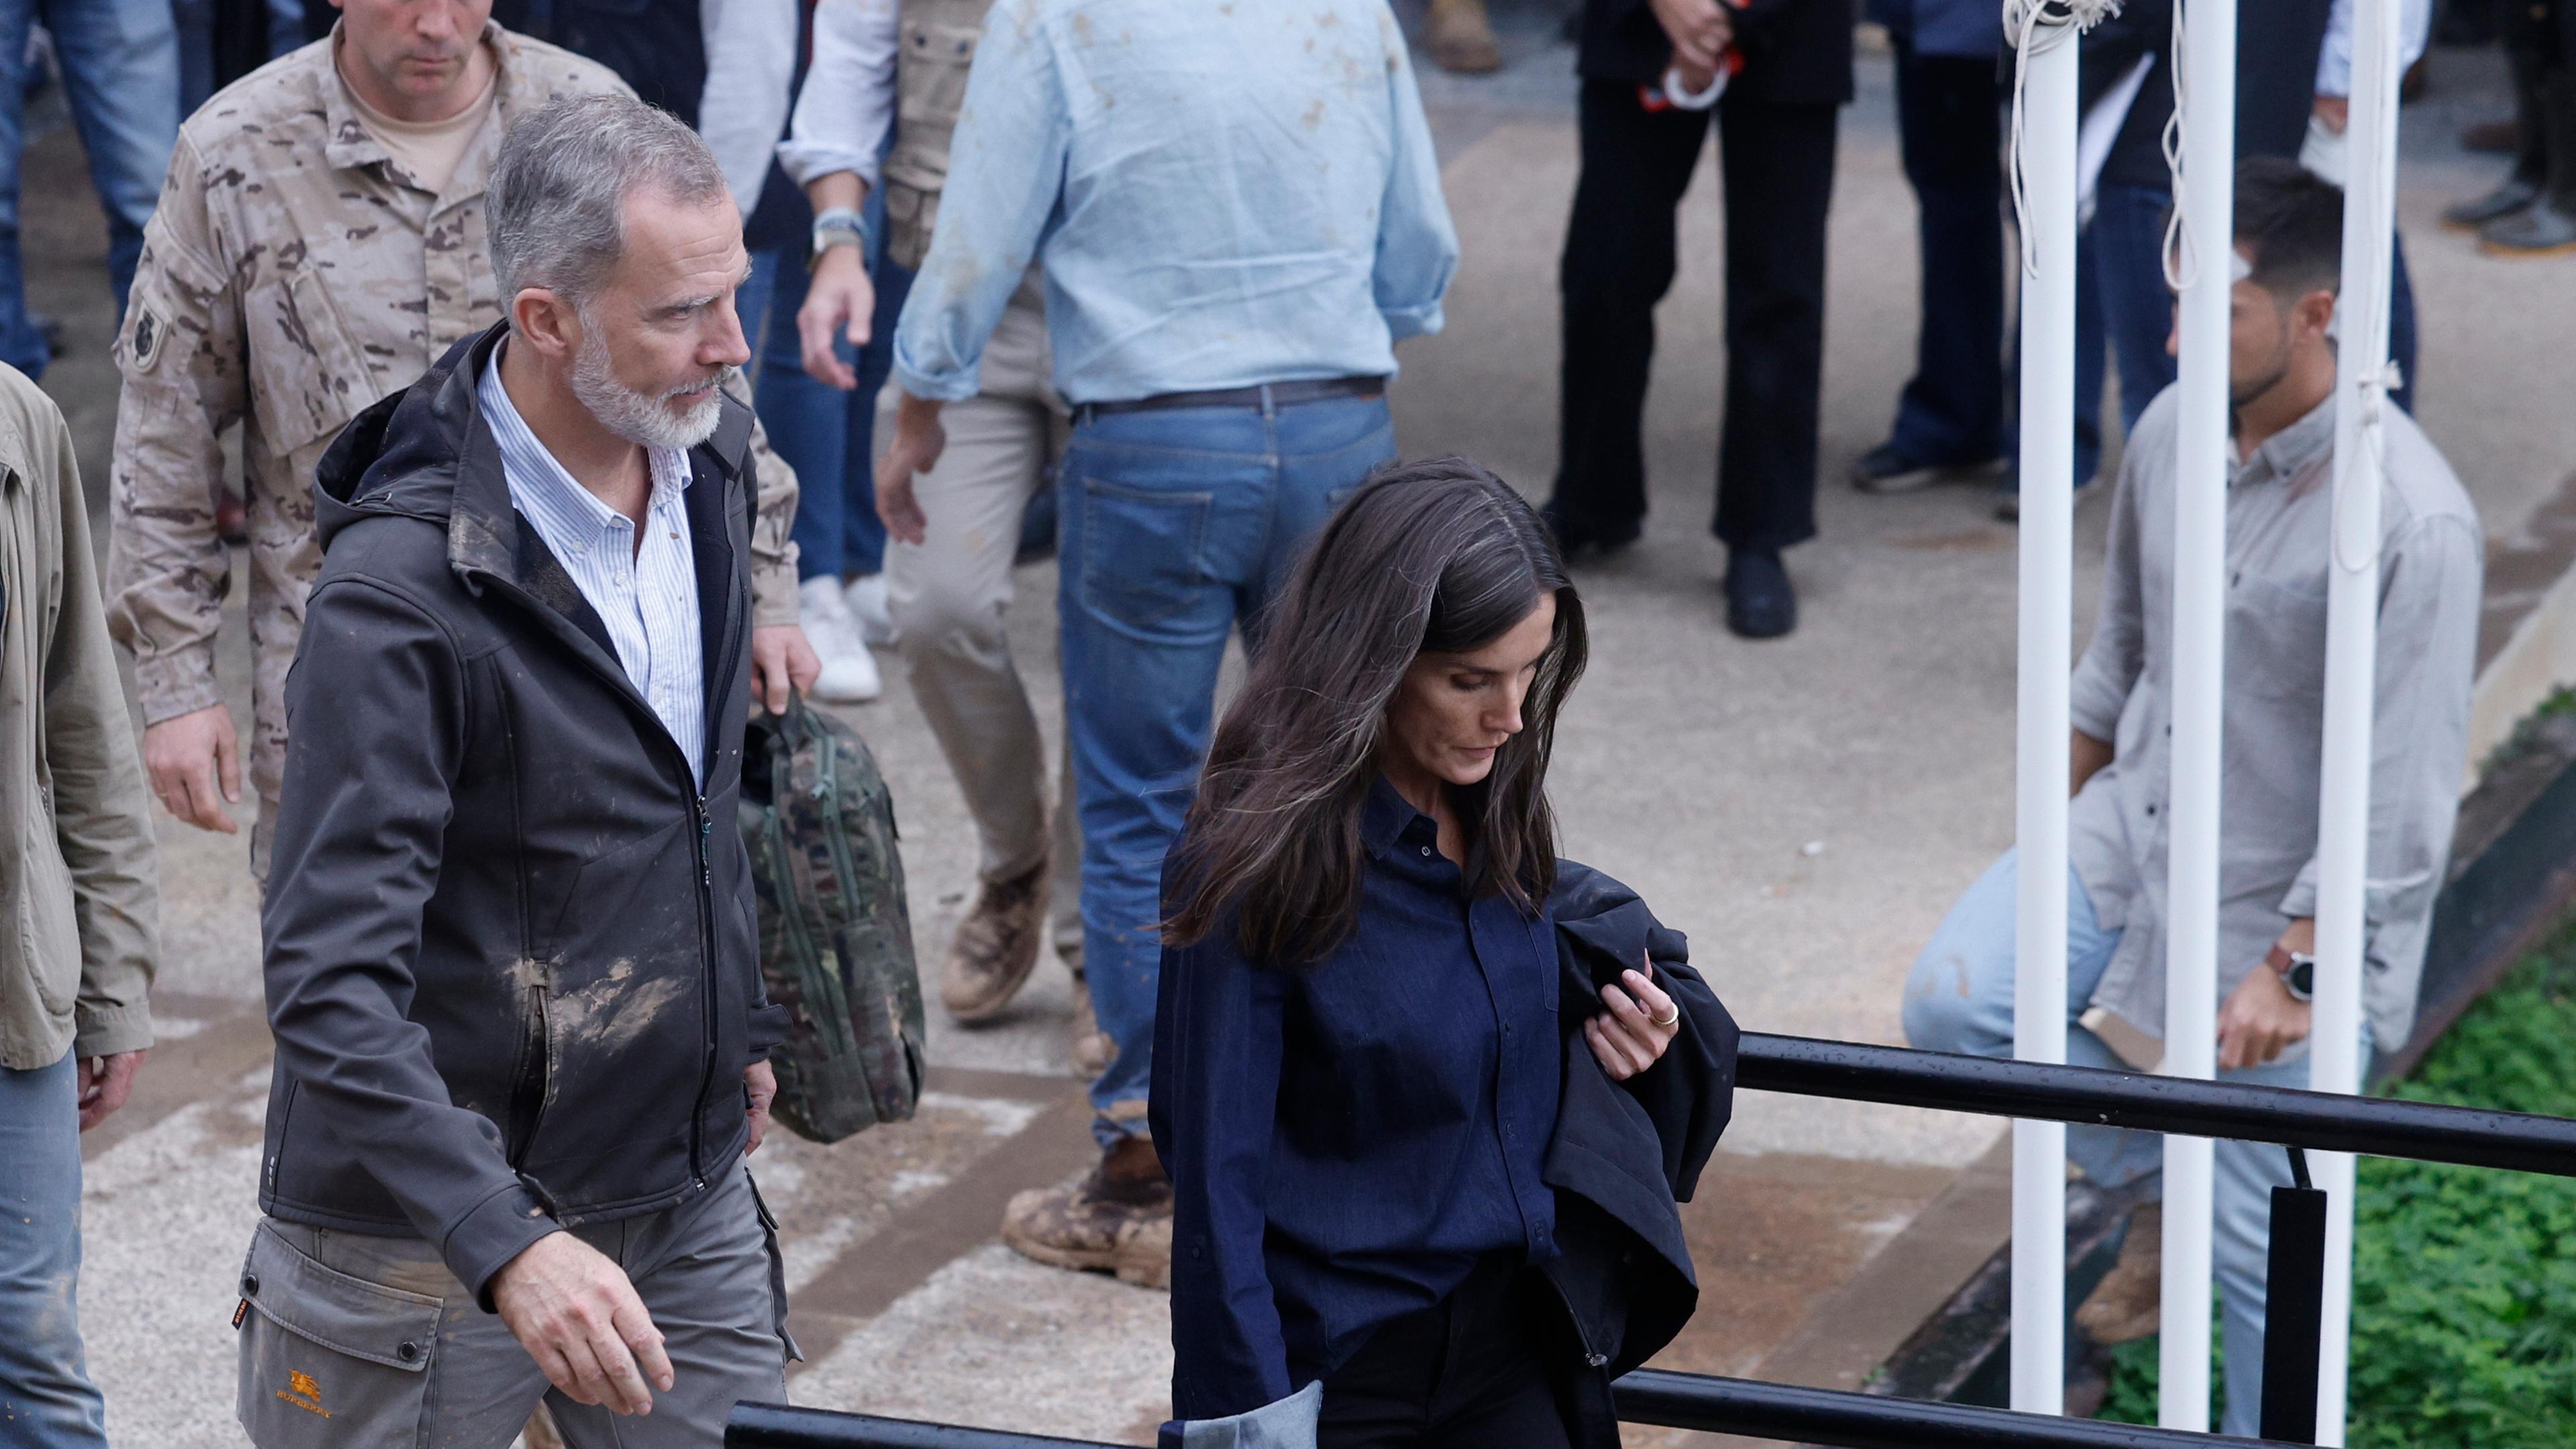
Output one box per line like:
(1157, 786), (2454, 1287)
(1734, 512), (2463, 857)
(76, 1051), (145, 1131)
(798, 246), (875, 391)
(744, 1059), (777, 1155)
(2217, 920), (2316, 1071)
(749, 625), (820, 714)
(1648, 0), (1732, 73)
(142, 703), (241, 834)
(492, 1232), (674, 1416)
(875, 394), (947, 547)
(2314, 95), (2351, 135)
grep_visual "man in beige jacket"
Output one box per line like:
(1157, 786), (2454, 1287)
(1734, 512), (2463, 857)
(107, 0), (814, 878)
(0, 362), (160, 1448)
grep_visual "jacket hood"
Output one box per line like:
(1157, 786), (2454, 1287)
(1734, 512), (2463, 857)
(311, 320), (757, 568)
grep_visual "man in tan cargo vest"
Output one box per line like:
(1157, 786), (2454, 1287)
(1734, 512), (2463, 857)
(784, 0), (1092, 1053)
(107, 0), (816, 877)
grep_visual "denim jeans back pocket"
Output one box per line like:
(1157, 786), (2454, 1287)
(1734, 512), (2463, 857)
(1075, 474), (1218, 637)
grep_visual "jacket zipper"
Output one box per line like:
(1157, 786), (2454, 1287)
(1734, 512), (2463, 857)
(686, 788), (718, 1185)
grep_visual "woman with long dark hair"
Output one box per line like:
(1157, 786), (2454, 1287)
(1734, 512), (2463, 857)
(1151, 460), (1733, 1448)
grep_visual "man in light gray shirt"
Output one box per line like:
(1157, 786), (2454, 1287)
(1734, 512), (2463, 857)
(1902, 158), (2482, 1436)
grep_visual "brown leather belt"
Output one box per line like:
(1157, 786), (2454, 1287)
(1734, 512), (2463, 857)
(1072, 375), (1386, 425)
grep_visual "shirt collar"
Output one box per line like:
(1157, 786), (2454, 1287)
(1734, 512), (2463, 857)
(475, 345), (690, 555)
(1361, 774), (1440, 859)
(2231, 393), (2338, 490)
(323, 19), (513, 199)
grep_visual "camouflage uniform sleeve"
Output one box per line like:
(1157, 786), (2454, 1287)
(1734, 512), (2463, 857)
(744, 408), (804, 629)
(106, 133), (249, 726)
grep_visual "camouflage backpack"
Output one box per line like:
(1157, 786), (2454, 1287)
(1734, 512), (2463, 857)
(740, 696), (924, 1142)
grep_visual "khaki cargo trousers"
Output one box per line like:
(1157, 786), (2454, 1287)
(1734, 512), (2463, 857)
(881, 276), (1079, 932)
(235, 1165), (792, 1448)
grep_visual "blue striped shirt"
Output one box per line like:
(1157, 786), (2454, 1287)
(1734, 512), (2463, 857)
(476, 355), (706, 782)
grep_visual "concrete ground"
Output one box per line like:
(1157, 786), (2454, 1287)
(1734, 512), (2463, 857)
(31, 14), (2574, 1447)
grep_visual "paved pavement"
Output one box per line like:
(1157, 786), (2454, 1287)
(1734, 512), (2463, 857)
(28, 15), (2574, 1447)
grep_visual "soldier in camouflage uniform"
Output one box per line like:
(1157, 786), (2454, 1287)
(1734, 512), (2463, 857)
(107, 7), (815, 877)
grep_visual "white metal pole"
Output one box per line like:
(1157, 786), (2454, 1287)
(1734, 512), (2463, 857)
(2012, 12), (2078, 1421)
(2161, 0), (2235, 1430)
(2314, 0), (2404, 1436)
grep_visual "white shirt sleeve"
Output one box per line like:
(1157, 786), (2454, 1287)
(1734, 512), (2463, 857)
(779, 0), (901, 192)
(698, 0), (800, 216)
(2316, 0), (2433, 99)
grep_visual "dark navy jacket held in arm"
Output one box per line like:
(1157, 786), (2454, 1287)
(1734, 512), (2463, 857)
(1536, 861), (1738, 1448)
(258, 320), (789, 1308)
(1155, 780), (1565, 1422)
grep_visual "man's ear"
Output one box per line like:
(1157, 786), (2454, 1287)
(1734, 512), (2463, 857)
(508, 287), (580, 362)
(2295, 286), (2339, 342)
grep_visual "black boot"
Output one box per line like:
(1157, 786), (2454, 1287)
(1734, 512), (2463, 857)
(1723, 547), (1796, 639)
(2481, 68), (2576, 256)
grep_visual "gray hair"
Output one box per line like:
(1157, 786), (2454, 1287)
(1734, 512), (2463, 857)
(488, 94), (730, 316)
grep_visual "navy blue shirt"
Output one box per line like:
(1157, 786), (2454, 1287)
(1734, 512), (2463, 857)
(1152, 777), (1563, 1421)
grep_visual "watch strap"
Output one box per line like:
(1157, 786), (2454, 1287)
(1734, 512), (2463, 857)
(810, 207), (869, 264)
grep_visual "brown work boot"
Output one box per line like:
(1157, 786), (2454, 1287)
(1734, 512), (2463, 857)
(1002, 1134), (1173, 1289)
(2074, 1202), (2163, 1344)
(941, 859), (1049, 1022)
(1426, 0), (1503, 73)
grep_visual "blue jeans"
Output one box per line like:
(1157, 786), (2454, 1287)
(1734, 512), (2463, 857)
(2068, 182), (2181, 492)
(1904, 849), (2367, 1438)
(0, 0), (179, 377)
(736, 241), (907, 582)
(1058, 392), (1395, 1143)
(0, 1051), (106, 1448)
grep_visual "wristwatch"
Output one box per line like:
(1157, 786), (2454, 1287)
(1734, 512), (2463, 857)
(809, 206), (869, 269)
(2265, 944), (2316, 1002)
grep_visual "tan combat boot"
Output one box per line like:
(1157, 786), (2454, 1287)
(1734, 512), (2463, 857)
(1426, 0), (1503, 74)
(1002, 1134), (1173, 1289)
(2075, 1202), (2163, 1344)
(942, 858), (1050, 1022)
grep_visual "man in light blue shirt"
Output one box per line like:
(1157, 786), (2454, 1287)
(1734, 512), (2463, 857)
(870, 0), (1459, 1281)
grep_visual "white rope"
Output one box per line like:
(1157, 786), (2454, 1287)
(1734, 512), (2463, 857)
(2159, 0), (2197, 291)
(2006, 0), (2125, 277)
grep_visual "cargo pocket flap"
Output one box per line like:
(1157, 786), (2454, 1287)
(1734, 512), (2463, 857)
(240, 1223), (442, 1372)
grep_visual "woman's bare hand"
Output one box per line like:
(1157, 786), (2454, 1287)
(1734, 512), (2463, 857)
(1585, 955), (1681, 1081)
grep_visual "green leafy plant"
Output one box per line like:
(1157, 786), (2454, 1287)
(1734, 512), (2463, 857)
(2095, 926), (2576, 1446)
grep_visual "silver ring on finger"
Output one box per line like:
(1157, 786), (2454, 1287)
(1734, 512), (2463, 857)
(1651, 1006), (1681, 1028)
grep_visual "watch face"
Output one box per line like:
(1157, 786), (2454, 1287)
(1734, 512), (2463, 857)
(2289, 959), (2315, 997)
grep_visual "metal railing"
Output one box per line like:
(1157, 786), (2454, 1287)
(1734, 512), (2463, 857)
(727, 1031), (2576, 1449)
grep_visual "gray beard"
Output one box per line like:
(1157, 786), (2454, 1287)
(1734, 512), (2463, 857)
(570, 325), (730, 452)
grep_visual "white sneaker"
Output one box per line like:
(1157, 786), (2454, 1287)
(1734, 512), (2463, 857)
(845, 572), (894, 647)
(799, 576), (883, 703)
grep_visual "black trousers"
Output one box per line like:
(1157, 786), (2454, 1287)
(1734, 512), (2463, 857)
(1884, 40), (2007, 468)
(1318, 1258), (1574, 1449)
(1556, 79), (1840, 552)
